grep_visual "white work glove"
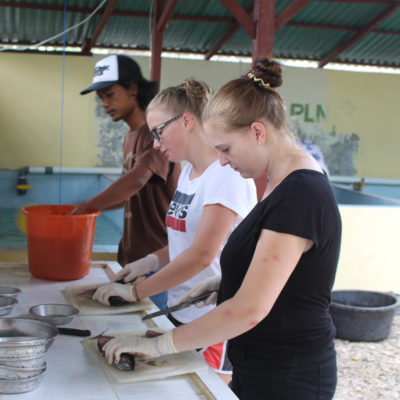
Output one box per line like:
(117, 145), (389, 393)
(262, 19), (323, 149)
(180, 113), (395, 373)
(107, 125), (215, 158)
(179, 275), (221, 308)
(116, 254), (159, 283)
(92, 282), (136, 305)
(103, 331), (177, 364)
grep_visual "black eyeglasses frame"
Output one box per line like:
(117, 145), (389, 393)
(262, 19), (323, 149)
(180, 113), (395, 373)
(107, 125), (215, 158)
(151, 114), (183, 141)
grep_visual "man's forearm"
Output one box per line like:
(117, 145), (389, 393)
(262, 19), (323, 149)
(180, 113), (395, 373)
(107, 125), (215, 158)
(75, 166), (153, 213)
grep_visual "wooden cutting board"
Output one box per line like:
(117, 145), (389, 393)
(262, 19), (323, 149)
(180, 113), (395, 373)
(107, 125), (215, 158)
(63, 283), (153, 316)
(82, 330), (208, 384)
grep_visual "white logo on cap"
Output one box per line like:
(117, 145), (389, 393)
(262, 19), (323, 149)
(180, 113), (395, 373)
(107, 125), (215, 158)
(94, 65), (110, 76)
(92, 55), (119, 84)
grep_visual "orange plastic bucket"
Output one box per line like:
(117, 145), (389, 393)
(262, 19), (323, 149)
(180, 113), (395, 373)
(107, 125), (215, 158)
(22, 205), (100, 281)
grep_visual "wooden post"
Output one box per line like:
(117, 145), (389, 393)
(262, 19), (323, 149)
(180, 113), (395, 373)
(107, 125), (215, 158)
(252, 0), (275, 60)
(150, 0), (164, 91)
(252, 0), (275, 198)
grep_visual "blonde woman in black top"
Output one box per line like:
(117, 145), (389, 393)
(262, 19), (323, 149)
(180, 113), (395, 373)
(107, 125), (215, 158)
(102, 59), (342, 400)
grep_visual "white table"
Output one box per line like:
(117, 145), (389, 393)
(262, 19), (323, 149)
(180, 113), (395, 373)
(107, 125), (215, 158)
(0, 262), (238, 400)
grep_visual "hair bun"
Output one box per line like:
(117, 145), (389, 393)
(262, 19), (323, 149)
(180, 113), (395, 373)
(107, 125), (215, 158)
(148, 79), (210, 119)
(252, 58), (283, 89)
(179, 79), (211, 99)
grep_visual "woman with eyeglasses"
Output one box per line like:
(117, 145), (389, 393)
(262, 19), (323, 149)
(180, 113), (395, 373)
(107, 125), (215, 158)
(93, 79), (257, 381)
(99, 60), (341, 400)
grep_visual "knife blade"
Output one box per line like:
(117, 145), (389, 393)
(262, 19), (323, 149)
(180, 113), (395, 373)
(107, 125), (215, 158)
(142, 291), (217, 321)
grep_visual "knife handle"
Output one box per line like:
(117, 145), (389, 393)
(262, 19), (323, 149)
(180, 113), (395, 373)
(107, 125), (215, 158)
(57, 327), (91, 337)
(191, 290), (218, 304)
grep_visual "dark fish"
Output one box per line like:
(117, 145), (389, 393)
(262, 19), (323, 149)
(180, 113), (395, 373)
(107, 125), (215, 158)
(109, 279), (128, 306)
(109, 296), (126, 306)
(97, 335), (135, 371)
(79, 279), (127, 306)
(97, 335), (113, 351)
(145, 330), (163, 338)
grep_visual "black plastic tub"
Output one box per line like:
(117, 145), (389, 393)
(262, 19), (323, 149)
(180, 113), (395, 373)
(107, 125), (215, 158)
(330, 290), (399, 342)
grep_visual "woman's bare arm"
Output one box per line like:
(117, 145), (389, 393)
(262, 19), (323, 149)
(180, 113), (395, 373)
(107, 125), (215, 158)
(136, 203), (237, 299)
(173, 229), (312, 351)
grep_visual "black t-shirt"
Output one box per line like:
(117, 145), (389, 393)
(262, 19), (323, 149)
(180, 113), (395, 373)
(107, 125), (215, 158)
(219, 169), (342, 351)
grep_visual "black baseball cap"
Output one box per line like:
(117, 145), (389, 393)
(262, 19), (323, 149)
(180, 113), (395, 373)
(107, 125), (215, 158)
(80, 55), (144, 95)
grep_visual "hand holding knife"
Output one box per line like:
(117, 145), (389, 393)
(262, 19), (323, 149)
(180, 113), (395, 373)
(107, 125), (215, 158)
(142, 290), (217, 321)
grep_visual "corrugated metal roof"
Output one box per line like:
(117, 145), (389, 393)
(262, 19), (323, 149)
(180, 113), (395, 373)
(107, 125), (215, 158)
(0, 0), (399, 68)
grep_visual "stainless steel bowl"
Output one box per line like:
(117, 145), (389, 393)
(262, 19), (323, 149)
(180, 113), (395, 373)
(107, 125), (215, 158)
(0, 369), (45, 394)
(0, 319), (58, 359)
(0, 361), (46, 379)
(0, 287), (21, 300)
(0, 338), (49, 359)
(0, 354), (46, 369)
(29, 304), (79, 325)
(0, 296), (18, 317)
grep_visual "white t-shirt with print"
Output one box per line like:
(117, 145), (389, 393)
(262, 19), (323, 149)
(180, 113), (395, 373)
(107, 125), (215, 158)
(166, 160), (257, 323)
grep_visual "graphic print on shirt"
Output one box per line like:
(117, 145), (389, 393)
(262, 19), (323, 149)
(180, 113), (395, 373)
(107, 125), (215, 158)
(166, 190), (194, 232)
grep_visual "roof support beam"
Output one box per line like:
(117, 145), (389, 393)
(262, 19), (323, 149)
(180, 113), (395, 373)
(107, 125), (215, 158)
(151, 0), (164, 90)
(252, 0), (275, 199)
(318, 0), (397, 3)
(2, 1), (399, 28)
(206, 0), (314, 60)
(205, 25), (239, 60)
(2, 0), (398, 15)
(274, 0), (312, 32)
(157, 0), (179, 32)
(0, 2), (234, 23)
(205, 0), (399, 61)
(152, 0), (179, 86)
(205, 5), (253, 60)
(218, 0), (256, 38)
(81, 0), (118, 54)
(319, 2), (400, 67)
(287, 21), (400, 35)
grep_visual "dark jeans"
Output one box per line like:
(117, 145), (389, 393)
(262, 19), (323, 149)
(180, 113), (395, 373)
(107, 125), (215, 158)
(228, 341), (337, 400)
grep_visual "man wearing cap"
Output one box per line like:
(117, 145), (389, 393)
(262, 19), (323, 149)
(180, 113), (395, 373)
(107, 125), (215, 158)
(75, 55), (180, 307)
